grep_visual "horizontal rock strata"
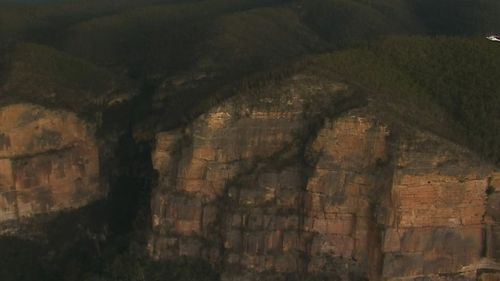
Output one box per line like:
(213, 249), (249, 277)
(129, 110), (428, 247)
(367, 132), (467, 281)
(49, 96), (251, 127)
(149, 76), (500, 280)
(0, 104), (105, 224)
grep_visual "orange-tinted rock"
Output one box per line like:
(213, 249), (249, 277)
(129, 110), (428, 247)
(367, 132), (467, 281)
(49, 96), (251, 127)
(381, 131), (495, 280)
(149, 76), (500, 280)
(0, 104), (105, 225)
(149, 75), (344, 262)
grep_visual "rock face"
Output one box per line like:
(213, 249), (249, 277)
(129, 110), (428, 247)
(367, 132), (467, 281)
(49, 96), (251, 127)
(0, 104), (105, 225)
(149, 76), (500, 280)
(380, 132), (493, 280)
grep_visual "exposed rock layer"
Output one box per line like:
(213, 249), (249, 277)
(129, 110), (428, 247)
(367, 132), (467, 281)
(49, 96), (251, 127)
(149, 76), (500, 280)
(0, 104), (105, 224)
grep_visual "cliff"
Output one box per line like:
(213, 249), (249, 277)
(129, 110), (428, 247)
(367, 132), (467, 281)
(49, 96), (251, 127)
(149, 74), (500, 280)
(0, 104), (105, 227)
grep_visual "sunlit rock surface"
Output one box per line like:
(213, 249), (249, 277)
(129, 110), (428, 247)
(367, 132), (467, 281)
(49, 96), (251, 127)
(0, 104), (105, 224)
(149, 76), (500, 280)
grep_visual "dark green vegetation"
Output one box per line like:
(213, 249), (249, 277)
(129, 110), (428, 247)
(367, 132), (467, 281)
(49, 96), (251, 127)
(304, 36), (500, 163)
(0, 0), (499, 280)
(0, 42), (132, 113)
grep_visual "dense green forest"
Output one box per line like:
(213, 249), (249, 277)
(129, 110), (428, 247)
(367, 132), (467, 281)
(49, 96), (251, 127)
(0, 0), (499, 280)
(304, 36), (500, 163)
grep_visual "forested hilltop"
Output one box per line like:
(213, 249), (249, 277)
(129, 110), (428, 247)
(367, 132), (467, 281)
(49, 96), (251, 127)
(0, 0), (499, 280)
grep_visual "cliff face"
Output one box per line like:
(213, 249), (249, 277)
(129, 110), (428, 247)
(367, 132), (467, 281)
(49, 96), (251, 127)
(149, 75), (500, 280)
(0, 104), (105, 225)
(381, 131), (494, 280)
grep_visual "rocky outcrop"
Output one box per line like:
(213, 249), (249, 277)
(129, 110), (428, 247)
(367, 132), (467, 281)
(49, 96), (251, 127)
(149, 75), (500, 280)
(380, 131), (494, 281)
(0, 104), (105, 225)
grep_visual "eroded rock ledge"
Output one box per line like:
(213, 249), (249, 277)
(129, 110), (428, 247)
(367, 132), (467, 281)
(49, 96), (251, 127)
(0, 104), (105, 225)
(149, 76), (500, 281)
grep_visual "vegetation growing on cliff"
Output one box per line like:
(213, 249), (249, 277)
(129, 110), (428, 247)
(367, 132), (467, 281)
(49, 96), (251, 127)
(304, 36), (500, 163)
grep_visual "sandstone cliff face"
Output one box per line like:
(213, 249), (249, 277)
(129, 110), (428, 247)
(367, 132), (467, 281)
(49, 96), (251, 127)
(380, 132), (494, 280)
(149, 75), (500, 280)
(0, 104), (105, 225)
